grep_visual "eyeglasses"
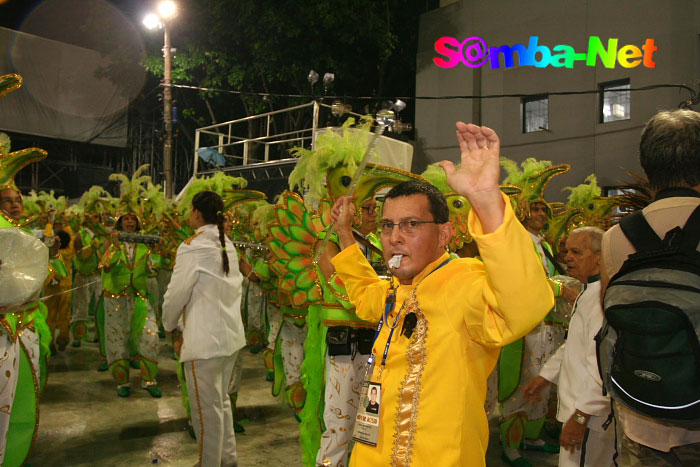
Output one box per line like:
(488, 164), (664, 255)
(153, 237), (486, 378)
(378, 219), (439, 235)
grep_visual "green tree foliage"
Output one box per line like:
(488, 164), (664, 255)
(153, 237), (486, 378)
(143, 0), (427, 129)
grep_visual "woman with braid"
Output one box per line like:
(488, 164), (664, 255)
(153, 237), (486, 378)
(162, 191), (245, 467)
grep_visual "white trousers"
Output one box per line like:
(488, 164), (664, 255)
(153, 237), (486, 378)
(104, 295), (159, 385)
(227, 352), (243, 396)
(185, 353), (239, 467)
(266, 302), (282, 352)
(0, 333), (19, 465)
(316, 352), (369, 467)
(71, 272), (102, 324)
(279, 317), (307, 386)
(245, 281), (264, 332)
(559, 426), (616, 467)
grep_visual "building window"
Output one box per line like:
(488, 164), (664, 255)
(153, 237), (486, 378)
(522, 95), (548, 133)
(600, 79), (630, 123)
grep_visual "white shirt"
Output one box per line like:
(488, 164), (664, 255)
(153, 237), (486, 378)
(539, 279), (611, 431)
(162, 224), (246, 362)
(528, 231), (548, 271)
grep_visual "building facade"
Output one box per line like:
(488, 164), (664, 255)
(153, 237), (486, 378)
(415, 0), (700, 199)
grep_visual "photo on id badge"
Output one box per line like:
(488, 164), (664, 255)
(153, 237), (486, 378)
(365, 384), (380, 414)
(353, 382), (381, 446)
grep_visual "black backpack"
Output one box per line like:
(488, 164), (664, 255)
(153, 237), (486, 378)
(597, 204), (700, 427)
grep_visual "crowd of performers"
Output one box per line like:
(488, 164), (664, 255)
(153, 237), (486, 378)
(1, 73), (638, 466)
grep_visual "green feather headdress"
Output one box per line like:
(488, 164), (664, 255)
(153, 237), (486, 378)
(23, 190), (67, 215)
(177, 172), (248, 215)
(564, 174), (601, 208)
(564, 174), (620, 229)
(65, 204), (83, 216)
(251, 202), (275, 240)
(108, 164), (153, 220)
(141, 180), (168, 221)
(79, 185), (112, 214)
(288, 116), (375, 203)
(420, 163), (452, 194)
(22, 190), (42, 215)
(501, 157), (570, 220)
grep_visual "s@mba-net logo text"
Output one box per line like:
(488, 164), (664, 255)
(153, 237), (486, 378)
(433, 36), (658, 69)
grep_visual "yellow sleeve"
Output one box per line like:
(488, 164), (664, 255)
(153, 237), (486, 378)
(463, 195), (554, 347)
(330, 243), (390, 322)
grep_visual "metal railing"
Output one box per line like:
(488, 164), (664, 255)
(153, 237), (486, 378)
(193, 101), (366, 177)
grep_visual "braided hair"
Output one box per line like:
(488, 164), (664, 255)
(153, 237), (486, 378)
(192, 191), (230, 275)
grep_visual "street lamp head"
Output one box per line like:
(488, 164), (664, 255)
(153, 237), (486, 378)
(142, 13), (160, 30)
(157, 1), (177, 20)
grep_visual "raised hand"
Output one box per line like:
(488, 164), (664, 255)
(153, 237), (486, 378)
(330, 196), (358, 250)
(439, 122), (505, 233)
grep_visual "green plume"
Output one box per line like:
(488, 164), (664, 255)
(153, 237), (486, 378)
(177, 172), (248, 214)
(288, 117), (375, 202)
(501, 157), (553, 185)
(420, 163), (452, 193)
(79, 186), (110, 213)
(23, 190), (41, 215)
(564, 174), (602, 208)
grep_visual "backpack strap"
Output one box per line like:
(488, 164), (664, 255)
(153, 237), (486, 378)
(619, 210), (664, 253)
(678, 204), (700, 252)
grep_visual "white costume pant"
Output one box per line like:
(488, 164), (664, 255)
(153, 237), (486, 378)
(185, 353), (239, 467)
(559, 426), (616, 467)
(279, 317), (307, 386)
(104, 295), (159, 386)
(0, 332), (19, 465)
(245, 281), (264, 332)
(266, 302), (282, 352)
(71, 272), (102, 324)
(316, 352), (369, 467)
(502, 321), (566, 420)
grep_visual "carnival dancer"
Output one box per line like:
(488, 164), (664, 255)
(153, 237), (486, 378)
(329, 122), (554, 466)
(162, 191), (246, 467)
(71, 187), (109, 347)
(309, 196), (382, 467)
(0, 85), (51, 467)
(495, 158), (572, 466)
(24, 191), (75, 354)
(100, 165), (161, 398)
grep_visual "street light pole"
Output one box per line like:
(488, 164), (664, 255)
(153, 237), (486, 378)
(162, 23), (174, 199)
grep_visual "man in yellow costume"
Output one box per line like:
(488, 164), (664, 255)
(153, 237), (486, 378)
(329, 122), (554, 466)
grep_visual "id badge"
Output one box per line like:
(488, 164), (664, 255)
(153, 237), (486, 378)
(352, 380), (381, 446)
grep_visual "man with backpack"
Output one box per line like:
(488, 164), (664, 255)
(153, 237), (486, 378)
(600, 109), (700, 466)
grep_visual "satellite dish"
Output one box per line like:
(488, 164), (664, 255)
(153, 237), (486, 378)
(0, 228), (49, 307)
